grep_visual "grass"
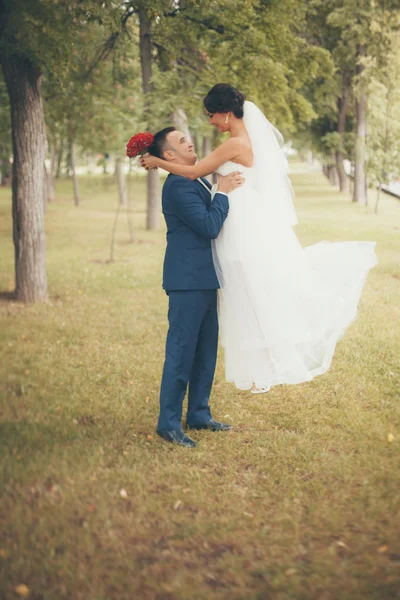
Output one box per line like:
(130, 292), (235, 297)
(0, 165), (399, 600)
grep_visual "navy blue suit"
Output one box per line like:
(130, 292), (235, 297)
(158, 174), (229, 432)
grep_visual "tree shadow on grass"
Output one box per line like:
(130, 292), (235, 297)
(0, 419), (81, 452)
(0, 291), (15, 303)
(0, 420), (83, 482)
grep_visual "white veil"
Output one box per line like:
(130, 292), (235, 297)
(243, 101), (298, 227)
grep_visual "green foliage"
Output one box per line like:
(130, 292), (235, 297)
(44, 17), (144, 157)
(296, 0), (400, 169)
(2, 0), (400, 177)
(366, 35), (400, 187)
(147, 0), (333, 133)
(0, 0), (118, 75)
(0, 0), (141, 167)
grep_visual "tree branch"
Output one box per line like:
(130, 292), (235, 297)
(163, 8), (225, 34)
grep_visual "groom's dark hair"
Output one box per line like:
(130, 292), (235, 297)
(149, 126), (176, 159)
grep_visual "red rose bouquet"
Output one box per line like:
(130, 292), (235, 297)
(126, 132), (154, 158)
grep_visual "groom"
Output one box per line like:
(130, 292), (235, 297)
(144, 127), (243, 448)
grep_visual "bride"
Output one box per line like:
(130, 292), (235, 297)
(141, 83), (377, 392)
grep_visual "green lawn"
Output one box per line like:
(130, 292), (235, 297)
(0, 166), (399, 600)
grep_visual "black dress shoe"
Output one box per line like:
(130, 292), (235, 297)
(187, 418), (232, 432)
(156, 428), (197, 448)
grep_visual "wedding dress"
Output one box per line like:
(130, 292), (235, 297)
(212, 101), (377, 390)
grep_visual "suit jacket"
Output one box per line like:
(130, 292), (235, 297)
(161, 174), (229, 291)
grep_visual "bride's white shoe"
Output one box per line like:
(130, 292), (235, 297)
(251, 385), (271, 394)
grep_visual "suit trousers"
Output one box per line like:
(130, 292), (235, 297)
(158, 290), (218, 432)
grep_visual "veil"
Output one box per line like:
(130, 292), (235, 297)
(243, 101), (298, 227)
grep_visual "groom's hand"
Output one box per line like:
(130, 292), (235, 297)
(217, 172), (244, 194)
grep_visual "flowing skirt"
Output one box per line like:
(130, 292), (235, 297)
(212, 184), (378, 390)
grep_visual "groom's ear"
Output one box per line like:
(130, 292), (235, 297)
(163, 149), (176, 162)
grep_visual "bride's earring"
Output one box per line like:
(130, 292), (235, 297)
(225, 114), (229, 124)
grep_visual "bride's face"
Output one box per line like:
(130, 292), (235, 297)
(206, 111), (231, 133)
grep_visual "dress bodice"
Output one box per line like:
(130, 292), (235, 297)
(216, 161), (255, 186)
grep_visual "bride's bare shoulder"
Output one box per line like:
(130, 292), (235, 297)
(223, 136), (248, 146)
(220, 136), (250, 152)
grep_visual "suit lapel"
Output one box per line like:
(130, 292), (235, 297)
(197, 177), (212, 192)
(195, 177), (212, 207)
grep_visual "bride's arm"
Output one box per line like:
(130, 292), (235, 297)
(141, 138), (243, 180)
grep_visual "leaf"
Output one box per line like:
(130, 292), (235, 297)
(15, 585), (30, 597)
(378, 545), (388, 553)
(388, 433), (394, 443)
(119, 488), (128, 498)
(173, 500), (182, 511)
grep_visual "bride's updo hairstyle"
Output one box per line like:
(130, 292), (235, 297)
(204, 83), (246, 118)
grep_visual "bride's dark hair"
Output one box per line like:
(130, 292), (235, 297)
(203, 83), (246, 118)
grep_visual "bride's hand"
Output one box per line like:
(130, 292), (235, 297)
(140, 153), (159, 170)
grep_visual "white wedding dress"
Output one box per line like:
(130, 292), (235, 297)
(212, 102), (378, 391)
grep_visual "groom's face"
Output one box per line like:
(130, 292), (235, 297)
(163, 130), (197, 165)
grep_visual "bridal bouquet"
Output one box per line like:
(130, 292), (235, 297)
(126, 132), (154, 158)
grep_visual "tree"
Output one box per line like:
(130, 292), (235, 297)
(0, 75), (11, 185)
(139, 3), (160, 230)
(0, 0), (129, 301)
(366, 35), (400, 213)
(327, 0), (400, 204)
(302, 0), (355, 193)
(0, 0), (49, 302)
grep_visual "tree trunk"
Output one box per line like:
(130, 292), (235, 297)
(202, 136), (213, 184)
(1, 54), (47, 302)
(146, 169), (160, 229)
(349, 163), (354, 196)
(194, 133), (201, 158)
(56, 137), (64, 178)
(172, 108), (192, 142)
(43, 163), (48, 213)
(336, 76), (350, 193)
(353, 46), (367, 204)
(0, 151), (11, 186)
(335, 150), (348, 192)
(115, 157), (127, 206)
(87, 153), (95, 175)
(48, 136), (56, 201)
(328, 164), (338, 186)
(307, 150), (314, 166)
(139, 4), (160, 230)
(322, 164), (329, 178)
(127, 176), (135, 243)
(353, 91), (367, 203)
(375, 183), (382, 215)
(69, 137), (80, 206)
